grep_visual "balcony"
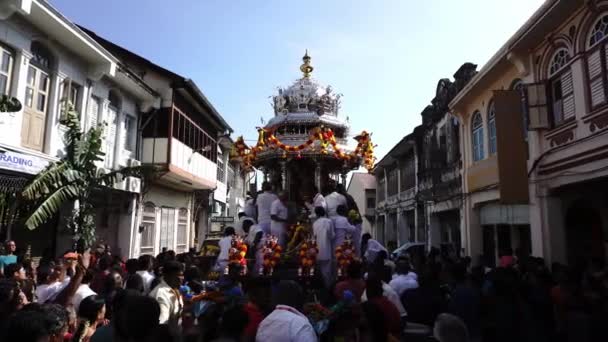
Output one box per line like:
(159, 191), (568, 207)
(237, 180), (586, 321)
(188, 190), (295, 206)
(142, 107), (218, 191)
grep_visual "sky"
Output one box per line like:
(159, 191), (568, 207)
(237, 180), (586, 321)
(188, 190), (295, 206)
(49, 0), (544, 161)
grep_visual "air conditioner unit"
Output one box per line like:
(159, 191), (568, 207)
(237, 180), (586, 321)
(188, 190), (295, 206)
(127, 158), (141, 167)
(127, 176), (142, 194)
(114, 175), (127, 191)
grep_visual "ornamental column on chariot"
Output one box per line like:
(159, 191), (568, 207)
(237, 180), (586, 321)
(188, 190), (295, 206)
(231, 51), (376, 206)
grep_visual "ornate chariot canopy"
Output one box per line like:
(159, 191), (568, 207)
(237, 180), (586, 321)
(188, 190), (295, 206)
(231, 52), (375, 179)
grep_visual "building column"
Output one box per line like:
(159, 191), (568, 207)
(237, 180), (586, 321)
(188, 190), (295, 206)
(280, 160), (287, 191)
(45, 70), (66, 155)
(428, 209), (441, 249)
(314, 162), (321, 192)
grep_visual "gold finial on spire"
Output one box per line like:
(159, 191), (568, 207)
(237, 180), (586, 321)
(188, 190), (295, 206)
(300, 50), (314, 78)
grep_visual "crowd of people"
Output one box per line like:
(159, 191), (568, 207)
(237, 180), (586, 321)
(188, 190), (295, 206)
(0, 181), (606, 341)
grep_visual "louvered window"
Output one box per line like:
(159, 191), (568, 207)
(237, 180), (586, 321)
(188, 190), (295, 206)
(586, 14), (608, 110)
(548, 48), (574, 126)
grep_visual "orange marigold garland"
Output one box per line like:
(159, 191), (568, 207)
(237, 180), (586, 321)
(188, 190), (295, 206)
(227, 236), (248, 275)
(260, 235), (282, 276)
(230, 126), (376, 172)
(335, 236), (357, 278)
(298, 237), (319, 277)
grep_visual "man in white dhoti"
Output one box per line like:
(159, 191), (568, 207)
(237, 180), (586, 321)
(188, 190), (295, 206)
(313, 206), (334, 287)
(256, 182), (278, 235)
(270, 191), (289, 248)
(243, 219), (264, 272)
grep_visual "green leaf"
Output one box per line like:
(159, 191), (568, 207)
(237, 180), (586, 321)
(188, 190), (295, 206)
(24, 184), (82, 230)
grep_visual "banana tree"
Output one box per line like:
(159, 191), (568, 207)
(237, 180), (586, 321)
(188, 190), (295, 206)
(22, 105), (154, 248)
(0, 95), (22, 112)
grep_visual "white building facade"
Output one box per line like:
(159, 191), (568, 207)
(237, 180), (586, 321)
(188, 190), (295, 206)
(0, 0), (156, 257)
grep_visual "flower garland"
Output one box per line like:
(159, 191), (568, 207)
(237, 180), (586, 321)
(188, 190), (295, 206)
(298, 237), (319, 277)
(231, 126), (376, 172)
(227, 236), (248, 275)
(335, 236), (357, 278)
(286, 222), (308, 253)
(260, 235), (282, 276)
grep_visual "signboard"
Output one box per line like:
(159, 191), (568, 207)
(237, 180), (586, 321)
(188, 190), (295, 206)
(0, 150), (50, 175)
(210, 216), (234, 223)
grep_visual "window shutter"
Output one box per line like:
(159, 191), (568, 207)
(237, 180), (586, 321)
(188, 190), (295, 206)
(588, 49), (605, 107)
(561, 71), (575, 120)
(87, 97), (99, 131)
(525, 82), (550, 129)
(121, 115), (127, 152)
(105, 108), (117, 169)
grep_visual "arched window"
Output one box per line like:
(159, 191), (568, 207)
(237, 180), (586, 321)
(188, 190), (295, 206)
(471, 111), (484, 162)
(548, 48), (574, 125)
(589, 14), (608, 47)
(586, 14), (608, 108)
(549, 49), (570, 76)
(487, 102), (497, 155)
(140, 203), (156, 255)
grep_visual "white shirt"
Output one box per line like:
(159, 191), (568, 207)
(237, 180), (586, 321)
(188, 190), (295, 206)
(245, 225), (265, 264)
(36, 278), (70, 303)
(332, 216), (355, 248)
(313, 217), (334, 261)
(389, 274), (419, 297)
(256, 305), (317, 342)
(306, 193), (327, 218)
(362, 282), (407, 317)
(364, 239), (387, 263)
(217, 236), (233, 262)
(270, 199), (288, 233)
(244, 198), (256, 218)
(136, 270), (155, 294)
(235, 216), (255, 237)
(72, 284), (97, 312)
(149, 280), (183, 325)
(325, 191), (347, 217)
(256, 191), (279, 225)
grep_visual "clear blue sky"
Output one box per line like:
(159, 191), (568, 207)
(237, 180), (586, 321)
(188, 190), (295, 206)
(49, 0), (543, 160)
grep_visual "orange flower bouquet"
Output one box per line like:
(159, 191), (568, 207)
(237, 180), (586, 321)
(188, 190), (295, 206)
(227, 236), (248, 275)
(260, 235), (282, 276)
(335, 236), (356, 278)
(298, 237), (319, 277)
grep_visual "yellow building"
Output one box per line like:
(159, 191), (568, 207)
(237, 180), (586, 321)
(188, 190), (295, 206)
(451, 0), (608, 265)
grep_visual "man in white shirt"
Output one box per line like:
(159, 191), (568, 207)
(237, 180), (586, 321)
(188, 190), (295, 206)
(305, 187), (326, 220)
(256, 280), (317, 342)
(313, 206), (334, 287)
(235, 212), (255, 237)
(325, 185), (347, 218)
(36, 264), (70, 304)
(389, 259), (419, 297)
(72, 269), (97, 312)
(136, 254), (156, 294)
(361, 278), (408, 318)
(149, 261), (184, 332)
(216, 227), (236, 271)
(331, 205), (356, 248)
(243, 219), (265, 272)
(256, 182), (278, 235)
(270, 191), (289, 248)
(244, 193), (257, 219)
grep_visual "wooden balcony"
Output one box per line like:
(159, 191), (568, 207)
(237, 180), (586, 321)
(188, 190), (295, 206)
(142, 106), (218, 191)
